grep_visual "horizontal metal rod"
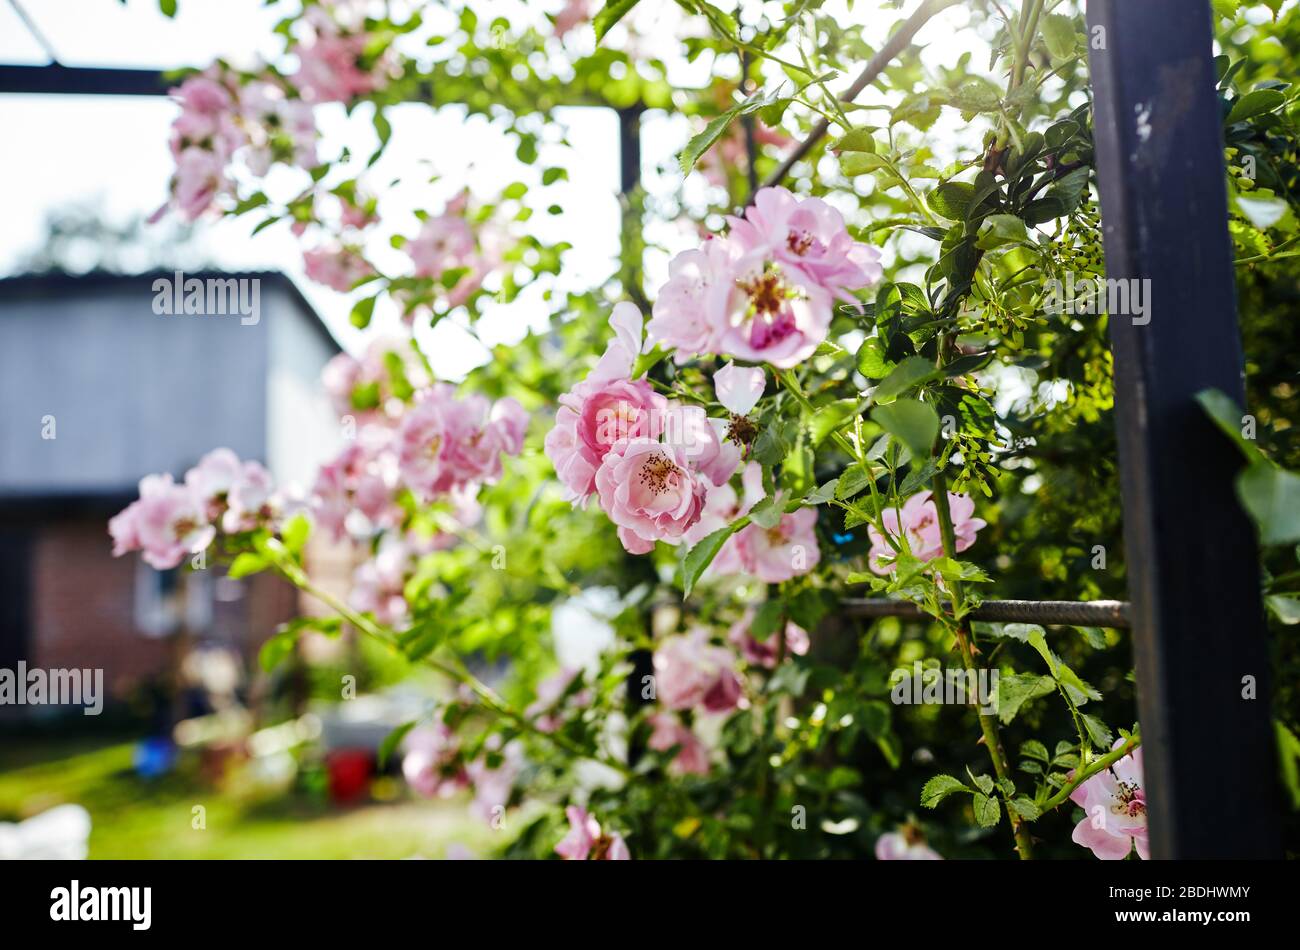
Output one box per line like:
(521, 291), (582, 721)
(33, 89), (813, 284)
(0, 64), (169, 96)
(841, 598), (1131, 629)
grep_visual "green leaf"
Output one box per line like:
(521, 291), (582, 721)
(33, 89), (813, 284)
(1266, 594), (1300, 625)
(833, 128), (877, 153)
(871, 356), (938, 404)
(805, 479), (839, 504)
(1010, 797), (1042, 821)
(1047, 166), (1091, 213)
(281, 514), (311, 557)
(870, 399), (938, 457)
(1080, 713), (1114, 749)
(747, 492), (785, 529)
(976, 213), (1028, 250)
(835, 463), (873, 500)
(1211, 0), (1243, 19)
(379, 721), (418, 769)
(920, 774), (969, 808)
(973, 793), (1001, 828)
(1195, 388), (1265, 463)
(996, 673), (1055, 725)
(752, 418), (796, 466)
(678, 89), (783, 175)
(1041, 14), (1077, 61)
(1237, 462), (1300, 544)
(749, 600), (785, 640)
(840, 152), (890, 176)
(258, 629), (298, 673)
(159, 0), (178, 17)
(632, 344), (670, 379)
(1020, 739), (1050, 762)
(228, 552), (268, 579)
(1227, 88), (1286, 124)
(856, 335), (894, 380)
(350, 294), (378, 329)
(929, 181), (974, 220)
(810, 398), (858, 446)
(592, 0), (640, 40)
(1277, 720), (1300, 809)
(681, 520), (747, 598)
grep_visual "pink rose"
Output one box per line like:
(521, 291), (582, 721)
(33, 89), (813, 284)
(647, 713), (711, 775)
(526, 668), (589, 734)
(397, 386), (525, 499)
(553, 0), (593, 38)
(310, 428), (401, 540)
(545, 304), (665, 504)
(594, 439), (709, 553)
(185, 447), (243, 518)
(867, 491), (986, 575)
(733, 507), (821, 583)
(727, 610), (810, 669)
(402, 724), (468, 799)
(875, 830), (942, 860)
(350, 534), (415, 626)
(728, 186), (882, 302)
(466, 739), (524, 824)
(291, 10), (391, 104)
(714, 362), (766, 416)
(647, 238), (732, 361)
(555, 806), (630, 861)
(653, 628), (743, 713)
(117, 474), (215, 570)
(221, 460), (276, 534)
(303, 245), (374, 293)
(407, 212), (477, 280)
(171, 146), (231, 220)
(1069, 741), (1148, 860)
(717, 247), (835, 367)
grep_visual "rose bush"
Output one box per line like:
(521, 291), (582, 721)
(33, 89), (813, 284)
(109, 0), (1300, 859)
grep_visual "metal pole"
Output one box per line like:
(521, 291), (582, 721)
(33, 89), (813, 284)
(1086, 0), (1281, 857)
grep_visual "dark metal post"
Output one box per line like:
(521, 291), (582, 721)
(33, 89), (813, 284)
(1087, 0), (1281, 857)
(617, 105), (646, 310)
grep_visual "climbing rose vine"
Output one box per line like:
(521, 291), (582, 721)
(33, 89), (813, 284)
(107, 0), (1300, 861)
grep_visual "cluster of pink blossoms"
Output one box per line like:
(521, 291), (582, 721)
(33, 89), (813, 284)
(398, 193), (511, 318)
(312, 341), (525, 623)
(159, 65), (318, 220)
(644, 612), (810, 776)
(402, 724), (526, 825)
(157, 1), (396, 221)
(555, 806), (630, 861)
(647, 185), (882, 368)
(544, 304), (823, 580)
(291, 2), (397, 105)
(866, 490), (987, 576)
(544, 303), (742, 555)
(109, 449), (282, 570)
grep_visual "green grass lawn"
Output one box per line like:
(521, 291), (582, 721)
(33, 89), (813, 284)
(0, 736), (493, 859)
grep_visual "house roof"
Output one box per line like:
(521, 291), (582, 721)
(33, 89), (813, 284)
(0, 269), (341, 509)
(0, 269), (341, 355)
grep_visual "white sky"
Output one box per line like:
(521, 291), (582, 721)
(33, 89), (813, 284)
(0, 0), (1043, 378)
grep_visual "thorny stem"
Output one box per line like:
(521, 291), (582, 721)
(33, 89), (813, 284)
(930, 473), (1036, 860)
(1040, 733), (1141, 814)
(271, 554), (633, 776)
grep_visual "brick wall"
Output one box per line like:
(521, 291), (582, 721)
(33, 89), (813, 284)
(27, 519), (298, 703)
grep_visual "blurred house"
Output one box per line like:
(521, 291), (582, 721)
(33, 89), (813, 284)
(0, 270), (344, 716)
